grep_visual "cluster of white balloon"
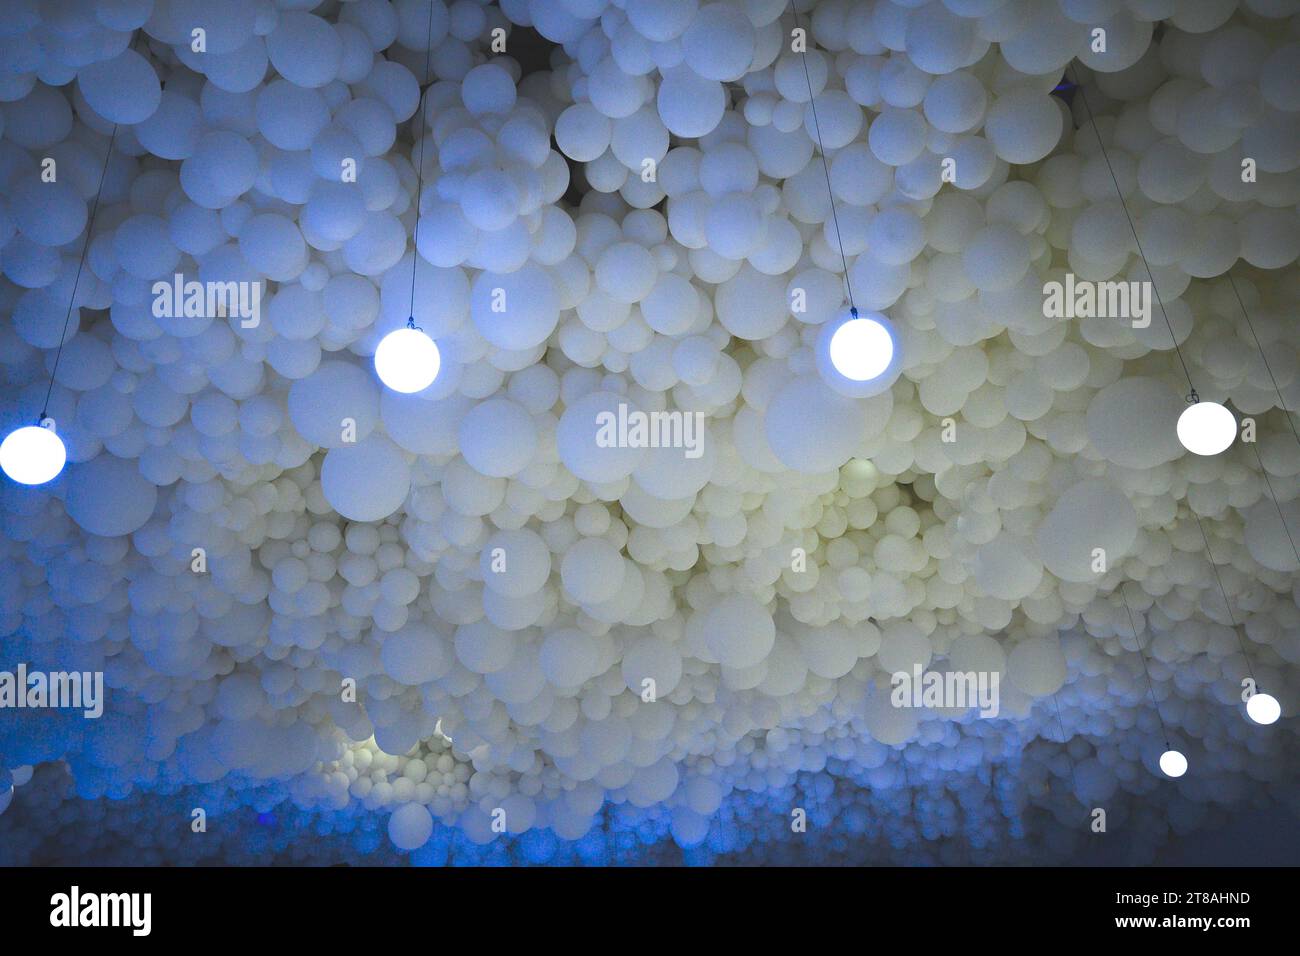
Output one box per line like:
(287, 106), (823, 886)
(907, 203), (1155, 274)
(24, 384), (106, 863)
(0, 32), (1281, 789)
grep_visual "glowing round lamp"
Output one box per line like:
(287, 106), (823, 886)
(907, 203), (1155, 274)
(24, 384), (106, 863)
(375, 325), (440, 393)
(816, 308), (903, 398)
(1158, 749), (1187, 778)
(0, 421), (67, 485)
(1177, 400), (1234, 456)
(1246, 692), (1280, 726)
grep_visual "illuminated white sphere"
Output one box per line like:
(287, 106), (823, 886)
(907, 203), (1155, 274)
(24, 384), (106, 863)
(816, 309), (903, 398)
(1158, 749), (1188, 778)
(832, 316), (893, 380)
(0, 423), (67, 485)
(1246, 692), (1281, 726)
(1176, 401), (1235, 455)
(374, 326), (440, 393)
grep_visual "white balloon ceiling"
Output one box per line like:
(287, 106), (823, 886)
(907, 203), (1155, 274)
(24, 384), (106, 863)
(0, 0), (1297, 865)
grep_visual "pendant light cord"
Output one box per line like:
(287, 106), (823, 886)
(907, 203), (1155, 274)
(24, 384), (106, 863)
(406, 3), (437, 329)
(1070, 61), (1271, 689)
(789, 1), (858, 317)
(39, 121), (121, 423)
(1066, 63), (1197, 402)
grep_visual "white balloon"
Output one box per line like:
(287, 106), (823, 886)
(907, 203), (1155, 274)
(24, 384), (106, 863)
(320, 435), (411, 522)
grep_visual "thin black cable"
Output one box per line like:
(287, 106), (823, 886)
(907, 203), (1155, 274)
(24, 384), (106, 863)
(1049, 693), (1083, 806)
(1183, 508), (1258, 684)
(406, 3), (438, 327)
(789, 1), (857, 316)
(1227, 269), (1300, 567)
(39, 123), (120, 422)
(1116, 582), (1171, 749)
(1226, 270), (1300, 449)
(1066, 63), (1197, 399)
(1246, 439), (1300, 566)
(1071, 61), (1269, 694)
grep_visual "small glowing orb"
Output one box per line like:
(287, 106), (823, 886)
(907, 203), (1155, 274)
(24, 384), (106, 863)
(0, 423), (67, 486)
(1158, 749), (1188, 778)
(829, 315), (895, 382)
(375, 326), (441, 393)
(1176, 401), (1235, 456)
(1246, 692), (1281, 726)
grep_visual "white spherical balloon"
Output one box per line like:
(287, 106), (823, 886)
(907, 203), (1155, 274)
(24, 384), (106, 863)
(702, 594), (775, 669)
(388, 803), (433, 850)
(984, 88), (1064, 164)
(78, 49), (161, 124)
(657, 65), (726, 138)
(557, 390), (647, 484)
(458, 399), (537, 478)
(481, 529), (551, 598)
(65, 455), (157, 537)
(288, 361), (381, 448)
(471, 265), (560, 351)
(321, 435), (411, 522)
(1036, 480), (1137, 583)
(540, 627), (600, 688)
(766, 376), (881, 474)
(1086, 377), (1184, 468)
(561, 536), (625, 606)
(381, 625), (449, 685)
(1007, 637), (1067, 697)
(266, 12), (342, 88)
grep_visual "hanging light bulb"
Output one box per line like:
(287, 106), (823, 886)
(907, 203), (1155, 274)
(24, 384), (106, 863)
(0, 418), (67, 486)
(831, 315), (893, 380)
(1177, 397), (1235, 456)
(375, 321), (441, 394)
(374, 11), (443, 397)
(1158, 749), (1188, 778)
(1246, 692), (1281, 726)
(817, 307), (903, 398)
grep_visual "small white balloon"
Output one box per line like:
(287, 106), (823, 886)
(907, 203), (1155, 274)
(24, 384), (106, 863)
(0, 422), (67, 486)
(1159, 749), (1188, 778)
(375, 326), (440, 393)
(1177, 401), (1235, 455)
(1246, 692), (1280, 726)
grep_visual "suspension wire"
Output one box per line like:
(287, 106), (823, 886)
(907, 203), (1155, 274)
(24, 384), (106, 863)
(789, 0), (858, 317)
(1065, 63), (1197, 400)
(1183, 508), (1262, 687)
(1049, 692), (1084, 810)
(1070, 61), (1271, 691)
(1226, 271), (1300, 448)
(1222, 270), (1300, 567)
(405, 3), (438, 328)
(40, 111), (125, 421)
(1246, 438), (1300, 567)
(1116, 583), (1171, 749)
